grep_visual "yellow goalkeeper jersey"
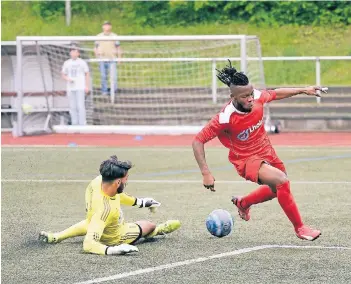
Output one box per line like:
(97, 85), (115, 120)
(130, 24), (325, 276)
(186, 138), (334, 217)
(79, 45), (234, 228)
(83, 175), (137, 255)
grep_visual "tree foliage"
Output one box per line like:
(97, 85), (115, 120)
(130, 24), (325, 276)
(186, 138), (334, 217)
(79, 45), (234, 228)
(31, 1), (351, 26)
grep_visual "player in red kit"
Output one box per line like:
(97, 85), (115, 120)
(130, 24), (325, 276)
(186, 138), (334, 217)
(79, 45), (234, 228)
(192, 60), (326, 241)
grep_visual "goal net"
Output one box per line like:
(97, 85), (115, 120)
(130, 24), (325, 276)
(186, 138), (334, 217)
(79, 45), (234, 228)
(14, 35), (272, 136)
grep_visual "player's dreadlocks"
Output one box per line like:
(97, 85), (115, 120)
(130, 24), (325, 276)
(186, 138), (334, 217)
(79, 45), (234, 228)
(100, 155), (133, 182)
(216, 59), (249, 87)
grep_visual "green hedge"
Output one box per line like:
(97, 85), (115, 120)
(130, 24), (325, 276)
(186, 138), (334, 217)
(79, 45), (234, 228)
(30, 1), (120, 20)
(30, 1), (351, 26)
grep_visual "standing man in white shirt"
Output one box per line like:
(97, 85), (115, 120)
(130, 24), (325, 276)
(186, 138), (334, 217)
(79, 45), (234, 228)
(94, 21), (122, 96)
(61, 44), (90, 125)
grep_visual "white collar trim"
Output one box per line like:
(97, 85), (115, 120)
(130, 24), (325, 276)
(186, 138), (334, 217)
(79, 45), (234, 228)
(231, 101), (248, 114)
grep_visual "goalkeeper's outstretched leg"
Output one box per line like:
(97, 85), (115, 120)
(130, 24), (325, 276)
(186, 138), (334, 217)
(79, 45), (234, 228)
(39, 219), (87, 244)
(39, 219), (181, 245)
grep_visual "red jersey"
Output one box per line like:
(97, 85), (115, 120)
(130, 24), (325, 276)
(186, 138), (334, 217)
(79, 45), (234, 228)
(195, 89), (277, 160)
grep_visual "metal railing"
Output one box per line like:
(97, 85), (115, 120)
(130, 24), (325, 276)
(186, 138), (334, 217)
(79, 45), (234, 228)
(86, 56), (351, 103)
(261, 56), (351, 104)
(1, 52), (350, 108)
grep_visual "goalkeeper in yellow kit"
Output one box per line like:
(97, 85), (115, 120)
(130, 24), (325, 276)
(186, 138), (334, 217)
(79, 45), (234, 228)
(39, 155), (181, 256)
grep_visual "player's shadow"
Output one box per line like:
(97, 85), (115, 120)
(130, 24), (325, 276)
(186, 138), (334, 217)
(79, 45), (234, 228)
(137, 237), (162, 244)
(23, 237), (83, 251)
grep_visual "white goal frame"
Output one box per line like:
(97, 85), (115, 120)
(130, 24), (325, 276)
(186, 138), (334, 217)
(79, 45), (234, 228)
(15, 35), (270, 136)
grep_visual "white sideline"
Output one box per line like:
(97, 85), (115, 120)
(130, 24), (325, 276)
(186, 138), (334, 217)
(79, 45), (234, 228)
(2, 146), (351, 152)
(53, 125), (204, 135)
(2, 179), (351, 185)
(73, 245), (351, 284)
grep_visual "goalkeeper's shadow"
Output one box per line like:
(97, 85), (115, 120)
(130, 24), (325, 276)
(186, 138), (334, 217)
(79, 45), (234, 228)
(23, 237), (84, 251)
(137, 237), (163, 245)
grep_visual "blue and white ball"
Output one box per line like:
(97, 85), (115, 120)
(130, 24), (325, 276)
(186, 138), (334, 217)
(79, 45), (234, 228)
(206, 209), (234, 238)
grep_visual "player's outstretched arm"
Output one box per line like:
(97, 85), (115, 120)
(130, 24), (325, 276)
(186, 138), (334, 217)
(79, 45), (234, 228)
(192, 115), (226, 192)
(274, 86), (328, 100)
(192, 139), (216, 192)
(120, 193), (161, 208)
(120, 193), (137, 206)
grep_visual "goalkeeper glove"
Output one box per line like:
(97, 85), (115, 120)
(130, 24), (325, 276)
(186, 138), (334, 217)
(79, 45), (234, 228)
(135, 197), (161, 208)
(106, 244), (139, 255)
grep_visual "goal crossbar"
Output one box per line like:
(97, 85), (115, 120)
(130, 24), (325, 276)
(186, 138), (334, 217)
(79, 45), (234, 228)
(17, 35), (253, 42)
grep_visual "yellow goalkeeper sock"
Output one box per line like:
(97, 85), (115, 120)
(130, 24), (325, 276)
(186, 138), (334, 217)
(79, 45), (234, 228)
(56, 220), (88, 242)
(145, 220), (181, 238)
(145, 227), (158, 238)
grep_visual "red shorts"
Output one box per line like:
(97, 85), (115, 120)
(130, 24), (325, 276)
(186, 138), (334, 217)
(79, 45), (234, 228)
(230, 152), (286, 184)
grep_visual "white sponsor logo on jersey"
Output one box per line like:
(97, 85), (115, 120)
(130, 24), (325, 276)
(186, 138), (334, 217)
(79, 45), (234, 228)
(237, 119), (263, 141)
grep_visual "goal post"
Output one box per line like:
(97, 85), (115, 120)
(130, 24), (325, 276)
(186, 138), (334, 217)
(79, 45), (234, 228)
(14, 35), (273, 136)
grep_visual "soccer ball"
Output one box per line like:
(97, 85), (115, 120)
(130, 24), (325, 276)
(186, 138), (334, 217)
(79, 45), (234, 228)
(22, 103), (33, 114)
(206, 209), (234, 238)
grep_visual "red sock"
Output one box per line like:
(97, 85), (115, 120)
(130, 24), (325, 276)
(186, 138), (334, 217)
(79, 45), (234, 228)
(241, 185), (277, 209)
(276, 180), (303, 229)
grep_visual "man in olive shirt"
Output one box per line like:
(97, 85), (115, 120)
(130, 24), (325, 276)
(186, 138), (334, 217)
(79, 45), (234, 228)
(94, 21), (122, 95)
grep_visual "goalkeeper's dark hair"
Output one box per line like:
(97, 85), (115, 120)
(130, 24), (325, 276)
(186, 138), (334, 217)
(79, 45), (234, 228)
(216, 59), (249, 87)
(99, 155), (133, 182)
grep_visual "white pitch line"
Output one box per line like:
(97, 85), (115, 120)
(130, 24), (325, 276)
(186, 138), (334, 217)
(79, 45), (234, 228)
(0, 147), (209, 152)
(270, 245), (351, 250)
(2, 146), (351, 152)
(2, 179), (90, 183)
(2, 179), (351, 184)
(73, 245), (351, 284)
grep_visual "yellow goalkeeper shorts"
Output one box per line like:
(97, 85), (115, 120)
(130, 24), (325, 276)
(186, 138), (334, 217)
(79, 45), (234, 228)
(118, 223), (142, 245)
